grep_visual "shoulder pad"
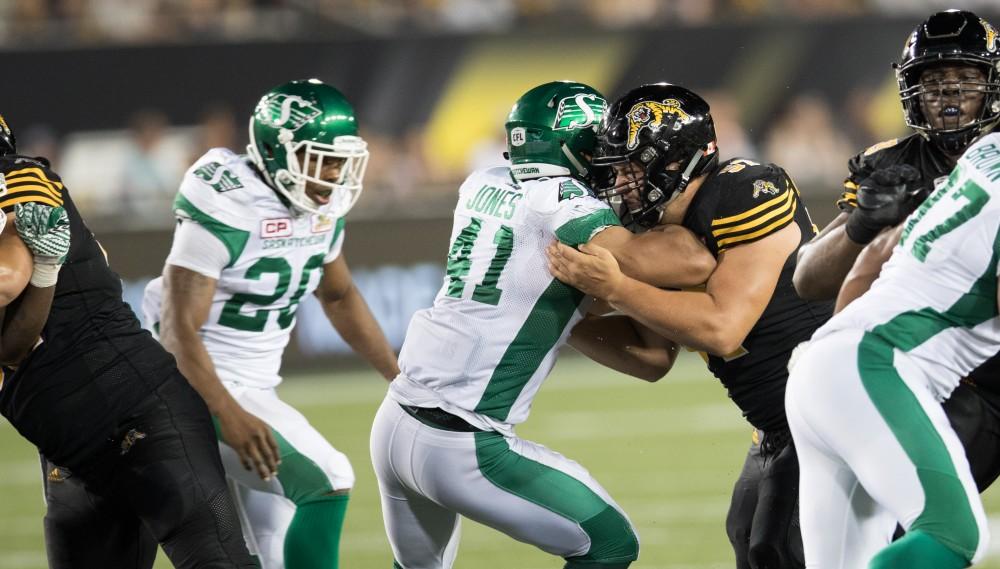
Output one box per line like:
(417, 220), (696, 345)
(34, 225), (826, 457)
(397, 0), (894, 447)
(862, 138), (901, 157)
(176, 149), (258, 232)
(0, 155), (65, 212)
(521, 175), (573, 216)
(709, 162), (797, 252)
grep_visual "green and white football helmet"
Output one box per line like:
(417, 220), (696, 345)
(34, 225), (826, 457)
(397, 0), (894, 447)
(247, 79), (369, 216)
(505, 81), (607, 182)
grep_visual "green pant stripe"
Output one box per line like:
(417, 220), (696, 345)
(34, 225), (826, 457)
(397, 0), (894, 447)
(212, 417), (334, 504)
(473, 431), (638, 564)
(857, 334), (979, 560)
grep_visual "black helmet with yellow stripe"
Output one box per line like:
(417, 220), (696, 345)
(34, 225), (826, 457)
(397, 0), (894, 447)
(0, 114), (15, 156)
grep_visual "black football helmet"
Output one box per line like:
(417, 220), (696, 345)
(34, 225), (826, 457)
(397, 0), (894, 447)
(593, 83), (718, 230)
(895, 10), (1000, 154)
(0, 114), (15, 156)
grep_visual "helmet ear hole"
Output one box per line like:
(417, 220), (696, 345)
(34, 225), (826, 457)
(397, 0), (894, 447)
(263, 143), (275, 160)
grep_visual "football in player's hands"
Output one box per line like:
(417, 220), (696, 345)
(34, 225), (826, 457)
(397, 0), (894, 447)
(14, 202), (71, 265)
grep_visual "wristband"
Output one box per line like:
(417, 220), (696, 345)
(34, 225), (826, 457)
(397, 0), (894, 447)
(30, 262), (61, 288)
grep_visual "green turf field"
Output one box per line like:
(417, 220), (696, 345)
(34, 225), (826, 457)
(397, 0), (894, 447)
(3, 352), (1000, 568)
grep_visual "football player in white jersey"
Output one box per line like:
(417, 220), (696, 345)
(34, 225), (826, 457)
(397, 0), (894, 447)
(370, 81), (718, 569)
(783, 133), (1000, 568)
(144, 79), (399, 569)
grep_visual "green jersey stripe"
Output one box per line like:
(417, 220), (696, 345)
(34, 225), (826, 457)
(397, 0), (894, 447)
(852, 223), (1000, 560)
(474, 279), (584, 420)
(174, 193), (250, 267)
(474, 431), (639, 564)
(555, 210), (621, 246)
(858, 335), (980, 559)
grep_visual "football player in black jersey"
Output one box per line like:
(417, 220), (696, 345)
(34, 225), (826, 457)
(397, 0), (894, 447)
(0, 115), (255, 569)
(547, 83), (832, 569)
(794, 10), (1000, 494)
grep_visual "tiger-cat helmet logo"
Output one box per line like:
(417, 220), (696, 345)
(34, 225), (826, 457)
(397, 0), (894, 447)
(626, 99), (691, 150)
(983, 19), (998, 53)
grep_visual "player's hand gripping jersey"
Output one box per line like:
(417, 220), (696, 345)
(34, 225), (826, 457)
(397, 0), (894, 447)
(837, 134), (953, 211)
(817, 132), (1000, 397)
(391, 167), (620, 434)
(0, 155), (177, 467)
(680, 158), (832, 431)
(144, 148), (345, 388)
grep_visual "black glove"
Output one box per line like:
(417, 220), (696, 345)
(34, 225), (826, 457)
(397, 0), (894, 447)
(845, 164), (926, 245)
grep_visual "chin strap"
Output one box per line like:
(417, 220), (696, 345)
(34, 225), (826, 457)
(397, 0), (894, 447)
(560, 143), (588, 178)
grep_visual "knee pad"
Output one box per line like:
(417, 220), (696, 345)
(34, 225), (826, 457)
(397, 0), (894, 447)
(281, 448), (354, 505)
(567, 505), (639, 566)
(870, 530), (970, 569)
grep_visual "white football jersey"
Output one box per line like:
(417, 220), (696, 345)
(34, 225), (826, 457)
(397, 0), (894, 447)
(390, 167), (620, 434)
(815, 132), (1000, 400)
(144, 148), (344, 388)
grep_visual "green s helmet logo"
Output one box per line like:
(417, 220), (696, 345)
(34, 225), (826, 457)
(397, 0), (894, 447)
(258, 94), (323, 132)
(552, 93), (606, 131)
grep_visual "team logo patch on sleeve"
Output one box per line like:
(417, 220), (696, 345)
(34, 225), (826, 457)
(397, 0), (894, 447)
(626, 99), (691, 150)
(752, 179), (780, 198)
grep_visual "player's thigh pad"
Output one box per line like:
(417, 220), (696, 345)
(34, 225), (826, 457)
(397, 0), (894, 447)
(219, 385), (354, 503)
(371, 396), (638, 565)
(788, 330), (987, 565)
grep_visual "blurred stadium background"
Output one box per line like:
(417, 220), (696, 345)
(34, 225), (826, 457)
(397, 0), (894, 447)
(3, 0), (1000, 567)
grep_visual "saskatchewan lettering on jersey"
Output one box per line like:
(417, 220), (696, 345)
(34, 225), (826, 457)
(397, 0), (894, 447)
(466, 184), (522, 220)
(262, 235), (328, 249)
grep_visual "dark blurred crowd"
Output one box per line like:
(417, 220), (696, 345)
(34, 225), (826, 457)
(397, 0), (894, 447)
(11, 81), (907, 230)
(7, 0), (990, 229)
(6, 0), (1000, 46)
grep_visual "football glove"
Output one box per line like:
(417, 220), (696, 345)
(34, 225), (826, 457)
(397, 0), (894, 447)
(845, 164), (926, 245)
(15, 202), (70, 287)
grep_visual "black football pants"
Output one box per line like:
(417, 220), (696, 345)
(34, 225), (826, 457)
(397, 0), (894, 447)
(726, 434), (804, 569)
(41, 373), (254, 569)
(943, 380), (1000, 492)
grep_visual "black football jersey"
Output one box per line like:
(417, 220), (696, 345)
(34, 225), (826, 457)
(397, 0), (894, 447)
(837, 133), (952, 211)
(682, 158), (833, 431)
(0, 155), (176, 466)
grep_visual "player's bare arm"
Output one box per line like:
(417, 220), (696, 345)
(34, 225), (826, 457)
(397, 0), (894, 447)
(834, 223), (904, 314)
(569, 313), (677, 382)
(549, 222), (800, 355)
(160, 264), (280, 480)
(0, 204), (73, 365)
(0, 219), (39, 364)
(794, 164), (925, 300)
(593, 224), (716, 288)
(792, 213), (863, 300)
(315, 254), (399, 381)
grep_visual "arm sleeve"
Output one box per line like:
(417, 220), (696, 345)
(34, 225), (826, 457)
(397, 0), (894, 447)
(710, 165), (798, 253)
(546, 180), (622, 247)
(0, 161), (65, 213)
(164, 219), (230, 279)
